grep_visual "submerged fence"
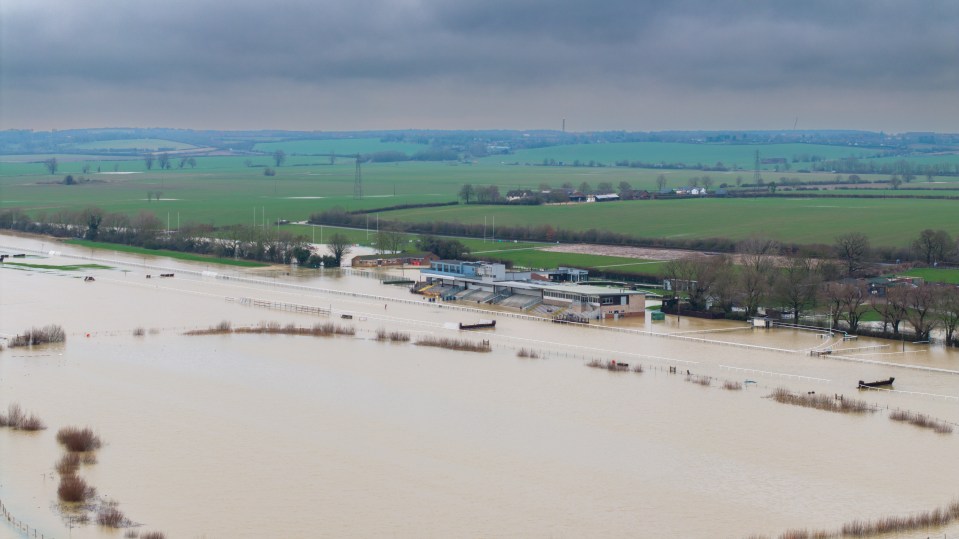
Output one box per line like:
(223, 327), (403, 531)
(1, 497), (56, 539)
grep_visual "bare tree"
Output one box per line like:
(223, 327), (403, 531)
(737, 237), (779, 317)
(837, 281), (869, 333)
(906, 284), (938, 341)
(376, 227), (404, 255)
(820, 282), (846, 331)
(656, 174), (668, 192)
(912, 229), (954, 265)
(43, 157), (58, 174)
(936, 286), (959, 346)
(187, 157), (197, 168)
(144, 155), (155, 170)
(273, 149), (286, 167)
(158, 153), (171, 170)
(618, 181), (632, 199)
(459, 184), (475, 204)
(870, 287), (908, 335)
(774, 256), (819, 325)
(834, 232), (871, 277)
(327, 233), (352, 266)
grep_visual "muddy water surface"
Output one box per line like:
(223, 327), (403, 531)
(1, 234), (958, 538)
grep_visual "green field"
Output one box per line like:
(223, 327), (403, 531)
(1, 145), (957, 257)
(381, 197), (959, 248)
(901, 267), (959, 285)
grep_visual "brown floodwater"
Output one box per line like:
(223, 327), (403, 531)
(1, 233), (958, 539)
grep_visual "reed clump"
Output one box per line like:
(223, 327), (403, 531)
(769, 388), (874, 414)
(56, 453), (81, 475)
(58, 475), (96, 502)
(685, 374), (712, 387)
(96, 506), (128, 527)
(9, 324), (66, 347)
(184, 320), (233, 335)
(840, 501), (959, 535)
(376, 328), (411, 342)
(516, 348), (541, 359)
(586, 359), (630, 372)
(141, 532), (166, 539)
(132, 327), (145, 336)
(415, 336), (491, 352)
(57, 426), (103, 452)
(776, 530), (831, 539)
(723, 380), (743, 391)
(0, 403), (46, 430)
(889, 409), (954, 434)
(189, 320), (356, 337)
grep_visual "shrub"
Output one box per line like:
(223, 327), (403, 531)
(58, 475), (96, 502)
(9, 325), (66, 347)
(57, 426), (103, 452)
(56, 453), (81, 475)
(0, 403), (45, 430)
(415, 336), (490, 352)
(97, 506), (128, 527)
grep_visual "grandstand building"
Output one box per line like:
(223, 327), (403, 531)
(416, 260), (644, 319)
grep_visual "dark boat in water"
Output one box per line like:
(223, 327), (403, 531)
(459, 319), (496, 330)
(858, 377), (895, 389)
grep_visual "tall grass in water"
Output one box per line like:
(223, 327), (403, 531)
(141, 532), (167, 539)
(56, 453), (81, 475)
(0, 403), (46, 430)
(96, 506), (128, 527)
(415, 336), (491, 352)
(190, 320), (356, 337)
(685, 374), (712, 387)
(769, 388), (874, 414)
(516, 348), (541, 359)
(586, 359), (632, 372)
(9, 324), (66, 347)
(889, 409), (954, 434)
(58, 475), (96, 502)
(57, 426), (103, 452)
(184, 320), (233, 335)
(375, 328), (411, 342)
(723, 380), (743, 391)
(132, 327), (145, 336)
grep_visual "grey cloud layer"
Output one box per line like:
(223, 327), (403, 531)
(2, 0), (957, 129)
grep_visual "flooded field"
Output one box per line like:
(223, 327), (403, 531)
(2, 233), (958, 539)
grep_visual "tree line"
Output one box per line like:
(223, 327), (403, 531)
(660, 238), (959, 346)
(0, 207), (352, 267)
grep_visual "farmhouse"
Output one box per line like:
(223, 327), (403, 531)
(416, 260), (643, 319)
(351, 252), (437, 268)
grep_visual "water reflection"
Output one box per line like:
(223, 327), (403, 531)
(1, 233), (957, 538)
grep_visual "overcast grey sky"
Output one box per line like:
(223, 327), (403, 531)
(2, 0), (957, 132)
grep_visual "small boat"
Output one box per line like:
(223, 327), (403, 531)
(858, 377), (895, 389)
(459, 319), (496, 330)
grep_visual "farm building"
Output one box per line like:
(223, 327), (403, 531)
(417, 260), (643, 319)
(351, 252), (438, 268)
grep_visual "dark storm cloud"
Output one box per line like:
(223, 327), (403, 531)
(1, 0), (957, 129)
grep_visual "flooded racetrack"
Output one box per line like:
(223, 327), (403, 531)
(2, 233), (958, 538)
